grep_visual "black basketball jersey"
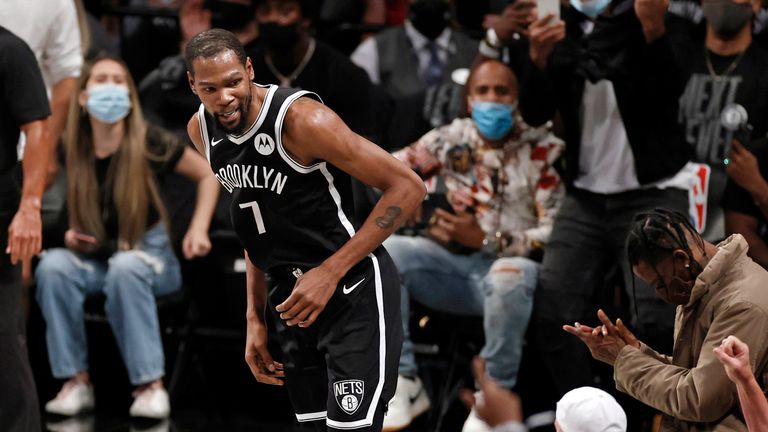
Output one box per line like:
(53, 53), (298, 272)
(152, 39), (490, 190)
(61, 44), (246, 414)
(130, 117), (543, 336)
(198, 84), (358, 271)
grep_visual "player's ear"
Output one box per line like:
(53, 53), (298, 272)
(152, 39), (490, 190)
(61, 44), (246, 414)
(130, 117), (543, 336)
(187, 70), (197, 94)
(246, 57), (254, 81)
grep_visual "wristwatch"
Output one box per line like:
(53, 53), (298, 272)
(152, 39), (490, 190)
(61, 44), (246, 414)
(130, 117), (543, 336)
(485, 28), (502, 48)
(480, 28), (503, 59)
(481, 231), (504, 256)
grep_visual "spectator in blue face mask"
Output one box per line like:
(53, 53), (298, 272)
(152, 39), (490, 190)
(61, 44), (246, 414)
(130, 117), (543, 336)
(382, 58), (565, 432)
(35, 55), (219, 420)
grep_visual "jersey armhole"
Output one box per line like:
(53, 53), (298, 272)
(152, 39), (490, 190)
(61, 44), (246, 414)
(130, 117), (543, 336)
(274, 91), (324, 173)
(197, 104), (211, 163)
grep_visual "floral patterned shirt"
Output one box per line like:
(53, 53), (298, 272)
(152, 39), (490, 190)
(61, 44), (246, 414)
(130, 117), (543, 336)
(393, 117), (565, 256)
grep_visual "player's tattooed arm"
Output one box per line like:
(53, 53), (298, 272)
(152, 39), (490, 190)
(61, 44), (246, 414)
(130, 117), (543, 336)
(376, 206), (402, 229)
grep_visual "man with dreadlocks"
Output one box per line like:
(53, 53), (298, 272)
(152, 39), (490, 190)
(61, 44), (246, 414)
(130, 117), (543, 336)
(565, 208), (768, 431)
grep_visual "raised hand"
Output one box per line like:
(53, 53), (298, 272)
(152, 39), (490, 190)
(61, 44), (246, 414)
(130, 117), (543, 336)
(459, 357), (523, 427)
(528, 14), (566, 70)
(563, 309), (635, 365)
(714, 335), (753, 384)
(635, 0), (668, 42)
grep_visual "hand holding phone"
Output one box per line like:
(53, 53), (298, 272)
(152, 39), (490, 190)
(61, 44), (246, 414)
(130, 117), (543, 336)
(64, 228), (100, 253)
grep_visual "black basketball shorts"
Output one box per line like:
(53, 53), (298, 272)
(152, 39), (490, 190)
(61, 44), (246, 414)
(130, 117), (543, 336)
(268, 247), (403, 431)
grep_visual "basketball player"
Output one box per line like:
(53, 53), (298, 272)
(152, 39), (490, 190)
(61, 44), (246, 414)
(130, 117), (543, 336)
(184, 29), (425, 432)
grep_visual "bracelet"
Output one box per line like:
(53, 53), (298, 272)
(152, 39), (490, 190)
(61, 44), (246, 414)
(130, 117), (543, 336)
(486, 28), (502, 48)
(479, 39), (502, 59)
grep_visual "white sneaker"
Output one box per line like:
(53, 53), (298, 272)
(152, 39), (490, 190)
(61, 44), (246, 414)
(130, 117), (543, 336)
(383, 375), (431, 431)
(129, 387), (171, 419)
(462, 404), (492, 432)
(45, 381), (95, 416)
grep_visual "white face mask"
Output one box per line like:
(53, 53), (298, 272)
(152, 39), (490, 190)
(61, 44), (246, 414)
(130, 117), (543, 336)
(86, 83), (131, 124)
(570, 0), (612, 18)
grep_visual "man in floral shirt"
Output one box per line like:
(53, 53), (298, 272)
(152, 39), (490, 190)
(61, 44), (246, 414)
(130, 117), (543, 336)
(382, 58), (564, 432)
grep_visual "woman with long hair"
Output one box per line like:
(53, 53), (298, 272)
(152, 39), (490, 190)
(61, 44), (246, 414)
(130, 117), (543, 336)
(35, 55), (219, 419)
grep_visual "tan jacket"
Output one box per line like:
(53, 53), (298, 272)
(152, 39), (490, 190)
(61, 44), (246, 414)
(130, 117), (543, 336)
(614, 235), (768, 431)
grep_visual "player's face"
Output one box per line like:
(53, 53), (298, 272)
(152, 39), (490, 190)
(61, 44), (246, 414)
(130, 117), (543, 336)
(466, 62), (518, 107)
(189, 50), (255, 135)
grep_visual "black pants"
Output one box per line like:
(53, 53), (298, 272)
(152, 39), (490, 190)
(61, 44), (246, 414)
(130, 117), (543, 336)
(531, 187), (688, 396)
(0, 214), (41, 432)
(269, 247), (402, 432)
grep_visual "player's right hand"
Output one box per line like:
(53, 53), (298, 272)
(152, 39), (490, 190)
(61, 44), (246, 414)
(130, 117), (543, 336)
(245, 318), (285, 386)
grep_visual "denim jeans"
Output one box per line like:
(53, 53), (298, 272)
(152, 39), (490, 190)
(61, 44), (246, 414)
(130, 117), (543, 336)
(35, 224), (181, 386)
(383, 235), (537, 389)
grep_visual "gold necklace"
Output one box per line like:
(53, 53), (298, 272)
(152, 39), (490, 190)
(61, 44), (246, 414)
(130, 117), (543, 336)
(264, 38), (316, 87)
(704, 47), (746, 81)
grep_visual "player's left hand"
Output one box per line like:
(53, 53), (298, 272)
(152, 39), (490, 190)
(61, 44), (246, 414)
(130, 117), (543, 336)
(276, 266), (339, 328)
(7, 199), (42, 265)
(181, 227), (212, 260)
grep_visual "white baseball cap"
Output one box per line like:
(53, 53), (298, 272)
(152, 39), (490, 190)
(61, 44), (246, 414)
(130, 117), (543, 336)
(556, 387), (627, 432)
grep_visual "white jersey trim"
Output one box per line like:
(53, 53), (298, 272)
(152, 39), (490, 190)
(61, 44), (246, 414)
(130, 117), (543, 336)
(296, 411), (327, 422)
(319, 163), (356, 239)
(227, 83), (277, 145)
(274, 90), (324, 173)
(197, 104), (211, 163)
(326, 253), (386, 430)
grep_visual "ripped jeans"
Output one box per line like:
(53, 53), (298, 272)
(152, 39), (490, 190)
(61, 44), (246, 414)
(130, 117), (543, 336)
(383, 235), (537, 389)
(35, 224), (181, 386)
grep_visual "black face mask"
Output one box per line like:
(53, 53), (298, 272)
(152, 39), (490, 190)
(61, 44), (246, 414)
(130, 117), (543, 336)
(409, 0), (450, 40)
(205, 0), (256, 31)
(259, 21), (301, 52)
(654, 258), (697, 305)
(702, 0), (754, 39)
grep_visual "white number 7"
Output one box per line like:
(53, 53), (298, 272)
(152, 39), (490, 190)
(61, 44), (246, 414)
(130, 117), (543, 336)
(239, 200), (266, 234)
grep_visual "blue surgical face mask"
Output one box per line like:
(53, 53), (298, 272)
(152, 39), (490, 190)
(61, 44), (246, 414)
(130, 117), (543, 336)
(570, 0), (611, 18)
(86, 83), (131, 124)
(471, 101), (515, 141)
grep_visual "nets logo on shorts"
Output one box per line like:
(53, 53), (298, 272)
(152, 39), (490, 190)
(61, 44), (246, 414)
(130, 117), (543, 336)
(333, 379), (364, 415)
(254, 133), (275, 156)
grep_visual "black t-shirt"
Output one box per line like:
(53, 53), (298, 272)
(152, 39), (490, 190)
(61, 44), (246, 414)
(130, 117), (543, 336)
(95, 125), (185, 247)
(0, 27), (50, 212)
(678, 43), (768, 238)
(249, 40), (376, 138)
(679, 43), (768, 165)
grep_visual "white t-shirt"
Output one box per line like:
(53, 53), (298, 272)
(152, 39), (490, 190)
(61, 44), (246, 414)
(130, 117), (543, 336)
(351, 21), (452, 84)
(574, 79), (693, 194)
(0, 0), (82, 91)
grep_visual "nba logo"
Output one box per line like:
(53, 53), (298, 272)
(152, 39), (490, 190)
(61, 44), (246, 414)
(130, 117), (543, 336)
(333, 379), (364, 415)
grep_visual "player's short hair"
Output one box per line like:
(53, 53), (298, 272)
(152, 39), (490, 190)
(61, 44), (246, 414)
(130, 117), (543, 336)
(185, 29), (247, 75)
